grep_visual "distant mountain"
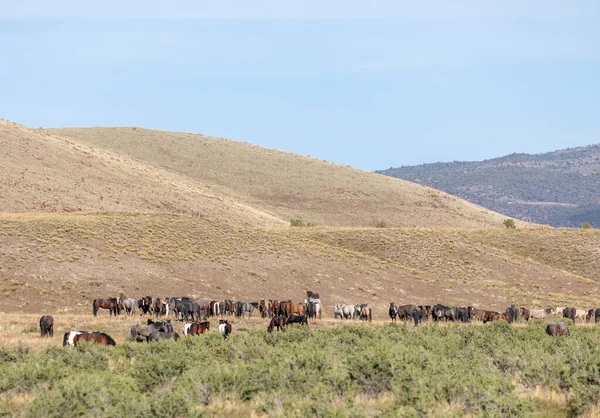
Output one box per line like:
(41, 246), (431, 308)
(376, 145), (600, 227)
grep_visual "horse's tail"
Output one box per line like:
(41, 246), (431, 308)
(92, 300), (98, 316)
(369, 308), (372, 323)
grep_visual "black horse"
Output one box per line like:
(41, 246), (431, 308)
(39, 315), (54, 337)
(286, 315), (308, 327)
(505, 305), (519, 324)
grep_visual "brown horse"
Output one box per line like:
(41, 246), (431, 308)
(39, 315), (54, 337)
(92, 298), (120, 316)
(520, 308), (531, 321)
(190, 321), (210, 335)
(259, 300), (267, 318)
(267, 316), (286, 333)
(73, 332), (116, 346)
(546, 322), (569, 336)
(291, 303), (305, 317)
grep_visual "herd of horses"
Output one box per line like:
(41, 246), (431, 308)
(385, 302), (600, 335)
(39, 293), (599, 346)
(91, 290), (323, 324)
(41, 291), (322, 346)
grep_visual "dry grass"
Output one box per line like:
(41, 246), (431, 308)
(41, 124), (517, 228)
(0, 213), (598, 316)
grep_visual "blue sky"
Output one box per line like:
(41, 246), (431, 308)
(1, 1), (599, 170)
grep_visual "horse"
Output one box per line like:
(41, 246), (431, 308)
(389, 303), (397, 321)
(272, 300), (281, 317)
(432, 304), (457, 322)
(73, 332), (116, 346)
(334, 303), (354, 320)
(39, 315), (54, 337)
(520, 307), (531, 321)
(118, 295), (139, 316)
(259, 300), (268, 318)
(529, 308), (552, 320)
(306, 300), (322, 320)
(358, 306), (372, 322)
(291, 303), (305, 317)
(62, 331), (87, 346)
(218, 320), (232, 339)
(286, 315), (308, 327)
(574, 309), (588, 324)
(92, 298), (120, 316)
(457, 307), (470, 323)
(148, 331), (180, 342)
(236, 302), (256, 318)
(546, 322), (569, 336)
(594, 308), (600, 323)
(267, 316), (286, 332)
(505, 305), (519, 324)
(307, 290), (320, 301)
(189, 321), (210, 335)
(411, 307), (427, 326)
(130, 321), (172, 342)
(562, 308), (576, 324)
(470, 308), (487, 322)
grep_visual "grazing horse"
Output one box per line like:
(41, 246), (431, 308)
(546, 322), (569, 336)
(505, 305), (519, 324)
(286, 315), (308, 327)
(267, 316), (286, 332)
(63, 331), (87, 346)
(219, 320), (232, 339)
(39, 315), (54, 337)
(148, 331), (180, 341)
(389, 303), (398, 321)
(73, 332), (116, 346)
(92, 298), (120, 316)
(130, 321), (171, 342)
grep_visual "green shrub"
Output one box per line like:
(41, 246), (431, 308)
(375, 220), (389, 228)
(1, 324), (600, 416)
(290, 217), (314, 227)
(21, 325), (38, 334)
(581, 222), (592, 229)
(503, 218), (517, 229)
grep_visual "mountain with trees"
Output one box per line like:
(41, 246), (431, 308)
(376, 144), (600, 227)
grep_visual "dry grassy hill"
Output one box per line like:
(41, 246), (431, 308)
(42, 125), (512, 228)
(1, 213), (598, 316)
(2, 119), (597, 318)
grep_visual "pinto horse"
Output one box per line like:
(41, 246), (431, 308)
(73, 332), (116, 346)
(267, 316), (286, 332)
(92, 298), (120, 316)
(219, 319), (232, 339)
(39, 315), (54, 337)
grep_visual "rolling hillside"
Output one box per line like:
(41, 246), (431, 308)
(2, 118), (598, 317)
(1, 213), (599, 316)
(41, 125), (512, 229)
(376, 145), (600, 227)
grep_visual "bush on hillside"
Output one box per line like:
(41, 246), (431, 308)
(503, 218), (516, 229)
(581, 222), (592, 229)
